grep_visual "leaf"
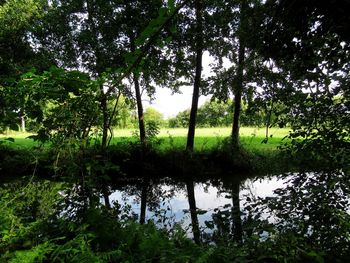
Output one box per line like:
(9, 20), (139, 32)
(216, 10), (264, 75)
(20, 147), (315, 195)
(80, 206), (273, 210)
(306, 251), (325, 263)
(167, 0), (175, 11)
(204, 221), (214, 229)
(261, 137), (268, 144)
(196, 209), (207, 215)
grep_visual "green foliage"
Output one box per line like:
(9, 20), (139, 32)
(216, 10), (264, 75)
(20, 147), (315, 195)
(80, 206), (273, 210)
(8, 242), (55, 263)
(109, 96), (135, 129)
(0, 0), (42, 34)
(284, 88), (350, 169)
(0, 0), (49, 132)
(290, 173), (349, 252)
(253, 0), (350, 168)
(146, 120), (161, 140)
(168, 109), (190, 128)
(0, 178), (203, 262)
(0, 180), (63, 260)
(15, 67), (101, 145)
(1, 145), (349, 262)
(168, 99), (269, 128)
(144, 107), (165, 127)
(196, 100), (233, 128)
(259, 171), (350, 262)
(201, 170), (350, 262)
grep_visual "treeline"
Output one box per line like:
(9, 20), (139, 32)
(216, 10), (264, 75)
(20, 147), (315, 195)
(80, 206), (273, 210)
(168, 99), (275, 128)
(105, 98), (277, 130)
(105, 98), (279, 129)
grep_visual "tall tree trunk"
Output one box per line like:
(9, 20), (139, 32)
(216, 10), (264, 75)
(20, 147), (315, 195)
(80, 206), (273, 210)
(186, 180), (201, 244)
(265, 100), (274, 141)
(102, 186), (111, 209)
(231, 181), (242, 243)
(100, 92), (109, 149)
(231, 1), (247, 148)
(20, 113), (25, 132)
(231, 43), (245, 148)
(86, 0), (110, 149)
(139, 178), (149, 224)
(129, 29), (146, 144)
(133, 74), (146, 144)
(186, 0), (203, 151)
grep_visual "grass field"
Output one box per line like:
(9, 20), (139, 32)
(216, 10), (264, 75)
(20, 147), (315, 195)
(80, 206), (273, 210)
(111, 127), (290, 152)
(0, 127), (290, 152)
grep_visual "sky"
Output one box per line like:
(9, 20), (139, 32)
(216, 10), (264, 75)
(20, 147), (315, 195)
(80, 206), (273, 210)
(144, 85), (210, 118)
(143, 52), (218, 118)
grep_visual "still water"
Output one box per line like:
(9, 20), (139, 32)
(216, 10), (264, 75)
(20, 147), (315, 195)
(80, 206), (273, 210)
(1, 169), (348, 245)
(106, 176), (287, 230)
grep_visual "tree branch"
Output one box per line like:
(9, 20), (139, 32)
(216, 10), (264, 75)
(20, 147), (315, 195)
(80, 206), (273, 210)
(105, 0), (190, 96)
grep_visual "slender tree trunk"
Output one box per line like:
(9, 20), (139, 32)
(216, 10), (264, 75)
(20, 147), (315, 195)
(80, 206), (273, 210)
(19, 109), (26, 132)
(186, 0), (203, 151)
(102, 186), (111, 209)
(100, 92), (109, 149)
(139, 178), (149, 224)
(21, 114), (26, 132)
(265, 101), (274, 141)
(129, 29), (146, 144)
(133, 74), (146, 144)
(231, 181), (242, 243)
(185, 0), (202, 245)
(186, 180), (201, 244)
(86, 0), (110, 149)
(231, 44), (245, 148)
(231, 1), (247, 148)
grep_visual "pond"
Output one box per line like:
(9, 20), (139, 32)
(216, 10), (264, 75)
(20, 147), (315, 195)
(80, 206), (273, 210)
(88, 169), (349, 244)
(1, 169), (349, 248)
(106, 176), (286, 232)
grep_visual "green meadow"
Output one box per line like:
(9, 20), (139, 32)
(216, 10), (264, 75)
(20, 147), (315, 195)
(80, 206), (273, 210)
(1, 127), (290, 152)
(112, 127), (290, 152)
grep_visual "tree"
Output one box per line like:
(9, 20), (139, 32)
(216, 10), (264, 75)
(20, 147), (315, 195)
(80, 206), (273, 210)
(144, 107), (164, 126)
(196, 99), (232, 127)
(17, 67), (100, 144)
(186, 0), (204, 152)
(229, 1), (248, 148)
(0, 0), (50, 131)
(109, 96), (134, 129)
(205, 0), (266, 148)
(253, 0), (350, 164)
(168, 109), (190, 128)
(26, 0), (190, 147)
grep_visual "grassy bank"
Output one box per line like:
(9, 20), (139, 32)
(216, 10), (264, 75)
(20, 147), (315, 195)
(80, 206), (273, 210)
(0, 127), (293, 181)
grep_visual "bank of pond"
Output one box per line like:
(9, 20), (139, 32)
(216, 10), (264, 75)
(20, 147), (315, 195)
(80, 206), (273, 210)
(0, 144), (349, 262)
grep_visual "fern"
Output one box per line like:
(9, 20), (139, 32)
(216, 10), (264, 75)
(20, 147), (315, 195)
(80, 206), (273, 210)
(8, 242), (55, 263)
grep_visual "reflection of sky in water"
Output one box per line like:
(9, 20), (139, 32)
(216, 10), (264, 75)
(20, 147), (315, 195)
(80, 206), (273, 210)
(108, 176), (288, 229)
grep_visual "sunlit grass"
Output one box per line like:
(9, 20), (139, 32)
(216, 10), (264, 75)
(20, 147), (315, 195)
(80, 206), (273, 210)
(0, 127), (290, 151)
(112, 127), (289, 138)
(111, 127), (290, 151)
(0, 131), (38, 148)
